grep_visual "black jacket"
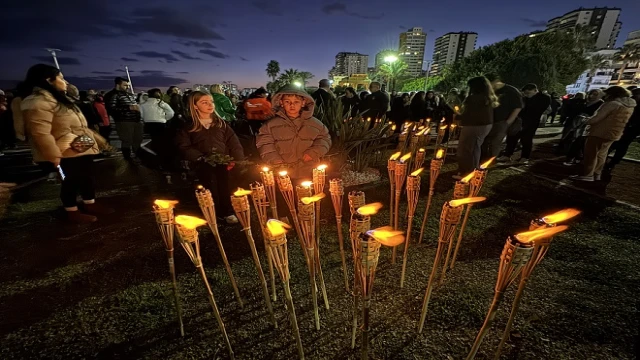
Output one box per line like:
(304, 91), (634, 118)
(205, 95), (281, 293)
(520, 92), (551, 128)
(340, 96), (360, 116)
(105, 89), (142, 123)
(363, 91), (389, 119)
(457, 95), (494, 126)
(312, 89), (334, 112)
(175, 122), (244, 163)
(75, 100), (101, 128)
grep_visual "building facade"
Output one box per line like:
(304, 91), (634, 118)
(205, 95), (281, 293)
(330, 52), (369, 78)
(624, 29), (640, 47)
(565, 50), (617, 94)
(613, 30), (640, 85)
(546, 7), (622, 50)
(398, 27), (427, 77)
(430, 32), (477, 76)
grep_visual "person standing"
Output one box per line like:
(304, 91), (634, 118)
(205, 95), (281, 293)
(571, 86), (636, 181)
(21, 64), (113, 223)
(93, 94), (112, 144)
(548, 92), (562, 124)
(455, 76), (498, 178)
(340, 87), (360, 117)
(363, 82), (389, 119)
(175, 91), (244, 224)
(390, 93), (410, 129)
(105, 77), (143, 160)
(409, 91), (428, 122)
(501, 84), (551, 164)
(481, 74), (523, 160)
(210, 84), (236, 123)
(141, 88), (174, 143)
(605, 88), (640, 172)
(563, 89), (604, 165)
(244, 88), (273, 134)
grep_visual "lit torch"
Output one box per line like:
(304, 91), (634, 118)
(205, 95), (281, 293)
(231, 188), (278, 328)
(260, 167), (279, 220)
(400, 168), (423, 287)
(249, 182), (277, 302)
(418, 197), (486, 333)
(434, 124), (448, 157)
(174, 215), (235, 359)
(152, 199), (184, 336)
(387, 152), (401, 228)
(466, 226), (569, 360)
(312, 166), (328, 294)
(413, 148), (426, 173)
(329, 178), (349, 292)
(418, 148), (446, 244)
(397, 131), (409, 152)
(276, 170), (307, 264)
(392, 153), (411, 264)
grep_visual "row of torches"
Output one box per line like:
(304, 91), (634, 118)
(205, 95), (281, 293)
(152, 135), (580, 359)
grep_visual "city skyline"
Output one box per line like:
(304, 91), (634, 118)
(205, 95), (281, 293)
(1, 0), (639, 90)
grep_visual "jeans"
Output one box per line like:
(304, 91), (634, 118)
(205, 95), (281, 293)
(505, 125), (538, 159)
(59, 155), (95, 208)
(481, 121), (509, 160)
(116, 122), (144, 158)
(194, 162), (233, 217)
(457, 124), (493, 175)
(581, 136), (614, 177)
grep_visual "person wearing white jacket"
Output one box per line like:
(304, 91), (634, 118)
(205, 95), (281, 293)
(140, 88), (174, 168)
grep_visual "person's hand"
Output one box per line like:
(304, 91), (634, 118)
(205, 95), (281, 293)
(52, 158), (61, 167)
(227, 162), (235, 171)
(302, 154), (313, 162)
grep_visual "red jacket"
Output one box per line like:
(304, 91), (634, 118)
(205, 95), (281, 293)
(93, 101), (110, 126)
(244, 97), (272, 120)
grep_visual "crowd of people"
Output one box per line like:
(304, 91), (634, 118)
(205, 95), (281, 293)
(0, 63), (638, 223)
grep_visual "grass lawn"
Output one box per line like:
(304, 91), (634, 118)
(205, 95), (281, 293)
(623, 140), (640, 160)
(0, 163), (637, 359)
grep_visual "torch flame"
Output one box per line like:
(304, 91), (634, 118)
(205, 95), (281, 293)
(450, 124), (457, 130)
(368, 226), (405, 247)
(316, 164), (328, 171)
(439, 125), (448, 130)
(515, 225), (568, 244)
(301, 181), (313, 188)
(262, 166), (270, 172)
(440, 117), (445, 123)
(197, 185), (204, 190)
(418, 148), (425, 153)
(391, 124), (397, 131)
(400, 153), (412, 163)
(410, 168), (424, 176)
(154, 199), (178, 209)
(300, 193), (326, 204)
(356, 202), (383, 216)
(426, 118), (431, 122)
(435, 149), (445, 159)
(454, 106), (460, 112)
(480, 157), (496, 169)
(175, 215), (207, 230)
(279, 170), (288, 177)
(542, 208), (581, 224)
(389, 152), (402, 161)
(233, 188), (253, 197)
(460, 172), (475, 184)
(415, 128), (427, 136)
(266, 219), (291, 237)
(449, 196), (486, 207)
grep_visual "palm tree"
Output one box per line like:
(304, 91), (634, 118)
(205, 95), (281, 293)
(266, 60), (280, 82)
(587, 53), (610, 77)
(614, 45), (640, 84)
(278, 68), (301, 85)
(378, 61), (408, 91)
(298, 71), (314, 87)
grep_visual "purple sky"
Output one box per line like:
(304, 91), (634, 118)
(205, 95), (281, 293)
(1, 0), (638, 91)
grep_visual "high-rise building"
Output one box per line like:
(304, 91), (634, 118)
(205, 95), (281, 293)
(330, 52), (369, 78)
(546, 7), (622, 49)
(624, 29), (640, 47)
(430, 32), (478, 76)
(398, 27), (427, 77)
(375, 49), (397, 69)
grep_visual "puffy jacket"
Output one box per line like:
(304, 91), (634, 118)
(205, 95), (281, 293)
(11, 97), (25, 141)
(140, 98), (174, 123)
(256, 85), (331, 178)
(244, 97), (272, 120)
(585, 97), (637, 141)
(175, 121), (244, 163)
(105, 89), (142, 123)
(212, 93), (236, 122)
(22, 88), (99, 163)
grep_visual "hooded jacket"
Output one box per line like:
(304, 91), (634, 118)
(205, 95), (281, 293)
(212, 93), (236, 122)
(256, 86), (331, 178)
(140, 97), (174, 123)
(586, 97), (637, 141)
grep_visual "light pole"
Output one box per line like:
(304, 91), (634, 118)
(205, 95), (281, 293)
(423, 60), (433, 92)
(45, 48), (62, 70)
(384, 55), (398, 92)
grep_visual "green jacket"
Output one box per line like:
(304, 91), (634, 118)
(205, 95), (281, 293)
(212, 93), (236, 122)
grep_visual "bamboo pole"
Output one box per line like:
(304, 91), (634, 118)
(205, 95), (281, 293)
(297, 193), (322, 329)
(392, 154), (410, 264)
(249, 183), (277, 302)
(418, 150), (445, 244)
(400, 169), (423, 287)
(387, 153), (400, 228)
(260, 167), (279, 220)
(277, 171), (308, 265)
(439, 178), (471, 283)
(329, 178), (349, 291)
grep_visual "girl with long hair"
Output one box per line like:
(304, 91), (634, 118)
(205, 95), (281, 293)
(455, 76), (499, 178)
(21, 64), (113, 223)
(175, 91), (244, 224)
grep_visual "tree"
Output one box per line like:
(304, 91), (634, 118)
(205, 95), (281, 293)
(587, 54), (610, 77)
(377, 61), (408, 91)
(266, 60), (280, 82)
(401, 75), (443, 92)
(614, 45), (640, 84)
(298, 71), (314, 87)
(277, 69), (314, 88)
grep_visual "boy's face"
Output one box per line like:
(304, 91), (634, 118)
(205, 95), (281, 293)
(281, 95), (304, 119)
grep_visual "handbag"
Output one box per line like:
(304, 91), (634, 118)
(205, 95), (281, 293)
(69, 134), (96, 153)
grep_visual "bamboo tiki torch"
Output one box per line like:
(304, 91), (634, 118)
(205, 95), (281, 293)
(265, 220), (305, 360)
(494, 209), (580, 359)
(418, 148), (446, 244)
(358, 227), (405, 360)
(152, 199), (184, 336)
(298, 192), (327, 329)
(195, 186), (244, 307)
(298, 182), (329, 310)
(450, 157), (496, 270)
(231, 188), (278, 328)
(312, 166), (329, 297)
(277, 171), (308, 264)
(329, 178), (349, 291)
(418, 197), (486, 333)
(397, 131), (409, 152)
(250, 182), (277, 302)
(433, 123), (448, 157)
(400, 168), (424, 287)
(387, 152), (401, 228)
(174, 215), (234, 359)
(412, 148), (426, 173)
(419, 126), (431, 149)
(392, 153), (411, 264)
(260, 167), (279, 220)
(466, 226), (569, 360)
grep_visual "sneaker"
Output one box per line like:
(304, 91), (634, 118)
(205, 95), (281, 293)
(594, 173), (601, 181)
(569, 175), (594, 182)
(83, 202), (115, 215)
(225, 215), (239, 224)
(67, 210), (97, 223)
(496, 156), (510, 163)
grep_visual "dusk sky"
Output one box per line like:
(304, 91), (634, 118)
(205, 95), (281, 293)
(1, 0), (639, 91)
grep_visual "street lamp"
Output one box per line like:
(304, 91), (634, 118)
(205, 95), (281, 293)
(45, 48), (62, 70)
(384, 55), (398, 92)
(293, 81), (302, 88)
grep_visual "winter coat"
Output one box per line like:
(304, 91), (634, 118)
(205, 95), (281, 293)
(175, 121), (244, 163)
(256, 86), (331, 178)
(11, 97), (25, 141)
(363, 91), (389, 119)
(585, 97), (637, 141)
(105, 89), (142, 123)
(93, 100), (110, 127)
(140, 98), (174, 123)
(244, 97), (273, 120)
(457, 94), (494, 127)
(22, 88), (100, 163)
(75, 100), (102, 129)
(212, 93), (236, 122)
(340, 95), (360, 117)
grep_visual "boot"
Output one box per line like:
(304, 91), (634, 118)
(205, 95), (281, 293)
(83, 202), (115, 215)
(67, 210), (97, 223)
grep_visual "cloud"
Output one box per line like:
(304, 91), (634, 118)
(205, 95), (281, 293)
(240, 57), (249, 61)
(121, 57), (139, 62)
(125, 7), (225, 40)
(132, 51), (179, 62)
(177, 71), (189, 74)
(321, 3), (383, 20)
(199, 49), (229, 59)
(179, 40), (217, 49)
(171, 50), (202, 60)
(32, 56), (81, 65)
(252, 1), (283, 16)
(521, 18), (548, 28)
(429, 29), (435, 33)
(91, 71), (113, 75)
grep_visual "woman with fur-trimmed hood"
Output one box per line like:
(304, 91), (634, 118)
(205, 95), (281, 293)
(256, 85), (331, 179)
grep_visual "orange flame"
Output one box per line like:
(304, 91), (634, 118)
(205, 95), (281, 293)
(300, 193), (326, 204)
(480, 157), (496, 169)
(233, 188), (253, 197)
(450, 124), (457, 130)
(439, 125), (448, 130)
(418, 148), (425, 153)
(389, 152), (402, 161)
(316, 164), (328, 171)
(400, 153), (412, 163)
(436, 149), (445, 159)
(278, 170), (288, 177)
(454, 106), (460, 112)
(426, 118), (432, 123)
(410, 168), (424, 176)
(196, 185), (204, 190)
(391, 124), (397, 131)
(175, 215), (207, 229)
(440, 117), (445, 123)
(262, 166), (270, 172)
(460, 172), (475, 184)
(357, 202), (383, 216)
(154, 199), (178, 209)
(449, 196), (486, 207)
(542, 208), (581, 224)
(301, 181), (313, 188)
(416, 128), (427, 136)
(368, 226), (405, 246)
(266, 219), (291, 237)
(515, 225), (568, 244)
